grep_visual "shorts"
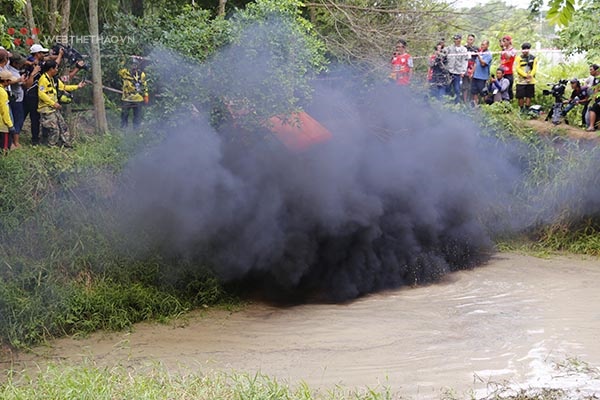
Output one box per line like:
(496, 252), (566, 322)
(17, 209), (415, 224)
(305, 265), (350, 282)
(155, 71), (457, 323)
(470, 78), (487, 95)
(516, 84), (535, 99)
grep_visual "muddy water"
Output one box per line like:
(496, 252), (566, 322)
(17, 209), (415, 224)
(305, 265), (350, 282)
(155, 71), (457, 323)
(16, 253), (600, 397)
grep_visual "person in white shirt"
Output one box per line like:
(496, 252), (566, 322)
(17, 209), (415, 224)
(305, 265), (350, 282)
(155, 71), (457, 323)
(445, 34), (469, 103)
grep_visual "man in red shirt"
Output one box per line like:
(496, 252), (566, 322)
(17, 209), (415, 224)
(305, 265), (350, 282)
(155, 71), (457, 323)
(390, 39), (413, 86)
(500, 35), (516, 100)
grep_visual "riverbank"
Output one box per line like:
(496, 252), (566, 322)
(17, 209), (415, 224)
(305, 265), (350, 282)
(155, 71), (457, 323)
(4, 252), (600, 399)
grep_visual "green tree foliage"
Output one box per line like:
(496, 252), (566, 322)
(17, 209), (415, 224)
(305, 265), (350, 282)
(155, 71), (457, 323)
(529, 0), (576, 26)
(211, 0), (328, 123)
(101, 0), (327, 130)
(555, 0), (600, 61)
(0, 0), (26, 49)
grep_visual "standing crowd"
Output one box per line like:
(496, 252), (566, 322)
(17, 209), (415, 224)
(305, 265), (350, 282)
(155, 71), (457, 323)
(0, 42), (149, 153)
(0, 43), (87, 152)
(389, 35), (600, 132)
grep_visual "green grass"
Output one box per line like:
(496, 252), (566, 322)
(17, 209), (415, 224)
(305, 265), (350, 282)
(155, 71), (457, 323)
(1, 359), (598, 400)
(0, 363), (395, 400)
(0, 131), (235, 349)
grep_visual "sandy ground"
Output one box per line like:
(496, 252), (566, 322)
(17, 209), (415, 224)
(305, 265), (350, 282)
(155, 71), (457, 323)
(525, 118), (600, 142)
(4, 252), (600, 398)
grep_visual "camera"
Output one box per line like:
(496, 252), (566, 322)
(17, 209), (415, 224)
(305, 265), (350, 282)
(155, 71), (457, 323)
(58, 90), (73, 104)
(52, 43), (90, 71)
(542, 79), (568, 101)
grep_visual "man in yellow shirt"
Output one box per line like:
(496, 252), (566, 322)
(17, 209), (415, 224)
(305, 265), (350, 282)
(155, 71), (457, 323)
(38, 60), (85, 147)
(515, 42), (538, 112)
(119, 58), (148, 129)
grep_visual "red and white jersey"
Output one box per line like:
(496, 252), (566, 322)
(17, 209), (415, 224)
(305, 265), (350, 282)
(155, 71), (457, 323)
(391, 53), (413, 85)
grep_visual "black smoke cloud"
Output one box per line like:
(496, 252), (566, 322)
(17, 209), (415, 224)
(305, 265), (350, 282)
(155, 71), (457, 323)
(112, 20), (527, 302)
(115, 80), (524, 302)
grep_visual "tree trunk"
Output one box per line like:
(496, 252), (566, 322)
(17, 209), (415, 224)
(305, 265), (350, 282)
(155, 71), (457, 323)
(308, 5), (316, 24)
(60, 0), (71, 37)
(89, 0), (108, 134)
(132, 0), (144, 17)
(24, 0), (38, 42)
(218, 0), (227, 17)
(49, 0), (59, 35)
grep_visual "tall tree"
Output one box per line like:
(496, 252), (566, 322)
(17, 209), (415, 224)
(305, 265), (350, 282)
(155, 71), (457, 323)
(89, 0), (108, 133)
(60, 0), (71, 36)
(24, 0), (37, 42)
(218, 0), (227, 16)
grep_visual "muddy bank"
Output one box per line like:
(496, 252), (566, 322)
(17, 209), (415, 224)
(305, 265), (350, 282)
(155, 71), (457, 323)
(6, 253), (600, 398)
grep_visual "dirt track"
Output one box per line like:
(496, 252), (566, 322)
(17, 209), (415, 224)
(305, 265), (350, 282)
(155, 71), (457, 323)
(525, 118), (599, 142)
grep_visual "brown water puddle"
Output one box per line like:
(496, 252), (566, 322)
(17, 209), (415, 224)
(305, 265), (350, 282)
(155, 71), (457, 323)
(7, 253), (600, 398)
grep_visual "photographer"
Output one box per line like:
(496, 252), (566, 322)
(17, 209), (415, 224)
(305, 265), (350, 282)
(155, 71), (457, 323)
(561, 78), (589, 126)
(119, 58), (148, 129)
(50, 43), (88, 82)
(38, 60), (86, 147)
(428, 41), (450, 99)
(485, 67), (510, 105)
(23, 44), (63, 145)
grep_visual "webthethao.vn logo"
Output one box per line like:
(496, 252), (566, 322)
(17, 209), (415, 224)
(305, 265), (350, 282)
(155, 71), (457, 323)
(49, 35), (135, 45)
(5, 27), (134, 50)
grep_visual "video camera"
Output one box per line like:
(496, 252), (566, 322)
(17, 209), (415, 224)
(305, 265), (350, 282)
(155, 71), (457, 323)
(542, 79), (568, 101)
(51, 43), (90, 71)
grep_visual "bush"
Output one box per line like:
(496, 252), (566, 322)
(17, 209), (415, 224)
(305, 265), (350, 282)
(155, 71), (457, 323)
(0, 133), (230, 348)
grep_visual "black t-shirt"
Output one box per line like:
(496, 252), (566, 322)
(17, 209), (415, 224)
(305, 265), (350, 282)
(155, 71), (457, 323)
(23, 63), (41, 99)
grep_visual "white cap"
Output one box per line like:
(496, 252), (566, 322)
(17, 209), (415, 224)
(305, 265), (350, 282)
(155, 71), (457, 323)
(30, 44), (49, 54)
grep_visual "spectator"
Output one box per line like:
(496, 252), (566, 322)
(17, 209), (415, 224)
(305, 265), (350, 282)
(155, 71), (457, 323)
(0, 49), (24, 149)
(587, 75), (600, 131)
(119, 58), (148, 129)
(0, 70), (17, 152)
(583, 64), (599, 128)
(6, 55), (26, 149)
(462, 34), (477, 104)
(515, 42), (538, 113)
(428, 41), (450, 99)
(37, 60), (86, 147)
(500, 35), (517, 100)
(486, 67), (510, 104)
(445, 34), (469, 103)
(471, 40), (492, 106)
(561, 78), (589, 126)
(23, 44), (49, 145)
(588, 102), (599, 132)
(390, 39), (413, 86)
(584, 63), (599, 89)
